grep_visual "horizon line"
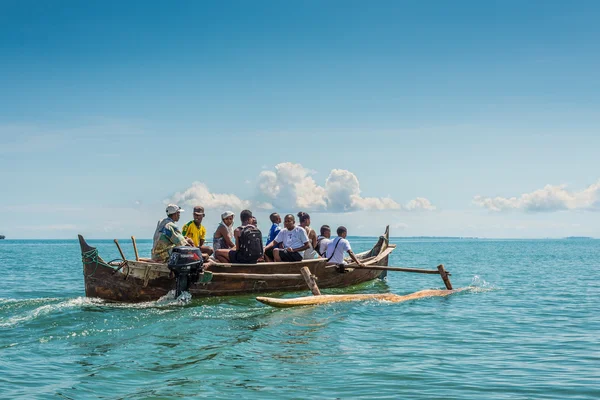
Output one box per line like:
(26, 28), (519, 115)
(1, 236), (597, 241)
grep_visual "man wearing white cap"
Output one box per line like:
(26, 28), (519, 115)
(151, 204), (194, 262)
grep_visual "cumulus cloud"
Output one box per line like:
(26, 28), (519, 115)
(325, 168), (401, 211)
(168, 163), (436, 213)
(404, 197), (437, 211)
(168, 182), (251, 211)
(257, 163), (434, 212)
(257, 163), (327, 210)
(255, 202), (274, 210)
(473, 181), (600, 212)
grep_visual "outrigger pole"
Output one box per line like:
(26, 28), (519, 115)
(328, 263), (453, 290)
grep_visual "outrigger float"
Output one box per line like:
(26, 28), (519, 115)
(257, 287), (461, 308)
(78, 226), (454, 304)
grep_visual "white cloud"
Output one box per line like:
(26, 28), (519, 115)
(473, 180), (600, 212)
(168, 181), (251, 211)
(168, 162), (435, 214)
(257, 163), (431, 212)
(257, 163), (327, 210)
(255, 202), (274, 210)
(404, 197), (437, 211)
(325, 169), (401, 211)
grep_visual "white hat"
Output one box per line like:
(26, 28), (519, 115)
(221, 211), (234, 219)
(166, 204), (184, 215)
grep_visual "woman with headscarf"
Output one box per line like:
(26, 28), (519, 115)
(212, 211), (235, 254)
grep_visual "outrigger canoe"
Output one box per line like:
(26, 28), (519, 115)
(79, 227), (395, 303)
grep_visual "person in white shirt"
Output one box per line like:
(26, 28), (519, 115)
(315, 225), (332, 257)
(264, 214), (310, 262)
(325, 226), (365, 267)
(298, 211), (318, 260)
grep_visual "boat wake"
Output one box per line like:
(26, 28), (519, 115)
(82, 290), (193, 310)
(0, 291), (196, 328)
(0, 297), (104, 328)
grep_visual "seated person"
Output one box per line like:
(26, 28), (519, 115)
(315, 224), (332, 257)
(151, 204), (194, 262)
(298, 211), (318, 259)
(325, 226), (365, 267)
(265, 212), (281, 247)
(264, 214), (310, 262)
(213, 211), (235, 253)
(215, 210), (263, 264)
(181, 205), (214, 256)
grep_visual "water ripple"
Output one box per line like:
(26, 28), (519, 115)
(1, 238), (599, 398)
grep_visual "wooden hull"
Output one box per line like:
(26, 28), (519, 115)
(79, 228), (395, 303)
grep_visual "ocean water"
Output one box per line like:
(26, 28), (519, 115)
(1, 237), (599, 399)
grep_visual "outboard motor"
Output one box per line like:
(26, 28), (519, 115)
(167, 246), (204, 297)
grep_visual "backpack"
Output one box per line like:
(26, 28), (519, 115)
(238, 225), (264, 261)
(315, 237), (325, 256)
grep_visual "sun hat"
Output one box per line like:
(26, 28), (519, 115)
(221, 211), (234, 219)
(166, 204), (184, 215)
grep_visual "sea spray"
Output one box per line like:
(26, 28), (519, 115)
(157, 289), (192, 305)
(469, 274), (497, 292)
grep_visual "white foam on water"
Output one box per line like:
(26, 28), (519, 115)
(157, 289), (178, 302)
(85, 290), (193, 310)
(0, 297), (62, 306)
(468, 275), (498, 292)
(176, 291), (193, 304)
(3, 291), (198, 328)
(156, 290), (192, 305)
(0, 297), (104, 328)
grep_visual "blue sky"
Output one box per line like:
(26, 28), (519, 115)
(1, 0), (599, 239)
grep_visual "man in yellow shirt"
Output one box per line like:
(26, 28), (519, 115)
(182, 206), (213, 256)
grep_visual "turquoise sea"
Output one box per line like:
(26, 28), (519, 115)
(1, 237), (599, 399)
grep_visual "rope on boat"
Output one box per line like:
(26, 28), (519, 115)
(81, 248), (122, 277)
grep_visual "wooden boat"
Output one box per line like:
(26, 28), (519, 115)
(79, 227), (395, 303)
